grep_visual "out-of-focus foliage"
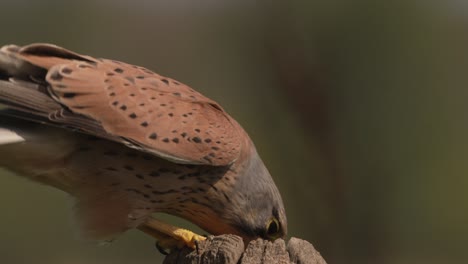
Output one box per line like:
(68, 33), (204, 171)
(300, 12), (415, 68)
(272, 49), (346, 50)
(0, 0), (467, 263)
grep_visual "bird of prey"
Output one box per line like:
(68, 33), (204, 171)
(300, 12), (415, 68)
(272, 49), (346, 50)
(0, 43), (286, 250)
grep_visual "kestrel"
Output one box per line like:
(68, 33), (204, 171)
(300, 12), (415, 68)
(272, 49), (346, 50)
(0, 43), (287, 250)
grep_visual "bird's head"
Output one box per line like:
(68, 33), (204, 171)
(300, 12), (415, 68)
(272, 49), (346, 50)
(185, 143), (287, 244)
(228, 146), (287, 243)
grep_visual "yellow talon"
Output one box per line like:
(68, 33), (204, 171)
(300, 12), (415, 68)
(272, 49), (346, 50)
(172, 228), (206, 248)
(138, 217), (206, 251)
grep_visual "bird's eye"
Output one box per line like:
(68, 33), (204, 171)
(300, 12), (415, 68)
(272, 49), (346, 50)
(265, 218), (281, 240)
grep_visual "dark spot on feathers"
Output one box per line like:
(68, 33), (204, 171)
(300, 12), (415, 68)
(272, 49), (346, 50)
(129, 113), (137, 119)
(161, 79), (169, 84)
(192, 137), (201, 143)
(160, 104), (167, 107)
(152, 189), (177, 195)
(114, 68), (124, 73)
(163, 138), (170, 143)
(135, 174), (144, 180)
(194, 129), (200, 133)
(62, 67), (73, 74)
(223, 193), (231, 202)
(149, 133), (158, 140)
(211, 146), (220, 150)
(106, 72), (115, 76)
(105, 167), (118, 171)
(63, 93), (76, 98)
(109, 92), (116, 96)
(209, 184), (218, 192)
(172, 138), (179, 143)
(55, 84), (67, 89)
(50, 71), (63, 81)
(112, 101), (119, 106)
(204, 138), (212, 143)
(141, 121), (148, 127)
(120, 105), (127, 110)
(181, 132), (187, 138)
(168, 113), (174, 117)
(124, 165), (134, 171)
(173, 92), (181, 96)
(136, 75), (145, 79)
(144, 184), (152, 189)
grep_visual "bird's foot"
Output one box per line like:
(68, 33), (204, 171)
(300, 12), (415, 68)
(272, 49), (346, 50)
(138, 217), (206, 253)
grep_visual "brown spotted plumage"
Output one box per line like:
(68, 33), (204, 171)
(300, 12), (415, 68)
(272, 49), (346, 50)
(11, 44), (241, 165)
(0, 43), (286, 248)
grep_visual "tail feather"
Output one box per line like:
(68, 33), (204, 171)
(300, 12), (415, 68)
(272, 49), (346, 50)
(0, 79), (61, 116)
(0, 48), (112, 142)
(0, 43), (61, 120)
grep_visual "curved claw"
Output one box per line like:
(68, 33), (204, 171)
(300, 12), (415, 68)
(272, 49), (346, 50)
(155, 241), (170, 255)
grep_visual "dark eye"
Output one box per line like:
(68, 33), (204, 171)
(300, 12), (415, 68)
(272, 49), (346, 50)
(266, 218), (281, 239)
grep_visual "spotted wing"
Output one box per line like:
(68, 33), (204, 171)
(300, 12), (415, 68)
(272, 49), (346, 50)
(0, 43), (242, 165)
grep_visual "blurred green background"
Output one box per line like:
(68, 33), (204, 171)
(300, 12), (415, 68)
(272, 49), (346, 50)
(1, 0), (468, 263)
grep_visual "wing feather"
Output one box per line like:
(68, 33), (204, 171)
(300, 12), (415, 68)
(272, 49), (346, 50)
(0, 43), (243, 165)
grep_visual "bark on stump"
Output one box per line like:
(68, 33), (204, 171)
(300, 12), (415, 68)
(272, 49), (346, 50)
(164, 235), (327, 264)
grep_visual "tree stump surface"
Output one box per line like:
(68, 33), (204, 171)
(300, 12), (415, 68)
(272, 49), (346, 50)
(163, 235), (327, 264)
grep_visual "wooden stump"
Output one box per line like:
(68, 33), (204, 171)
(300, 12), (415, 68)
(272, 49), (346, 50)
(163, 235), (327, 264)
